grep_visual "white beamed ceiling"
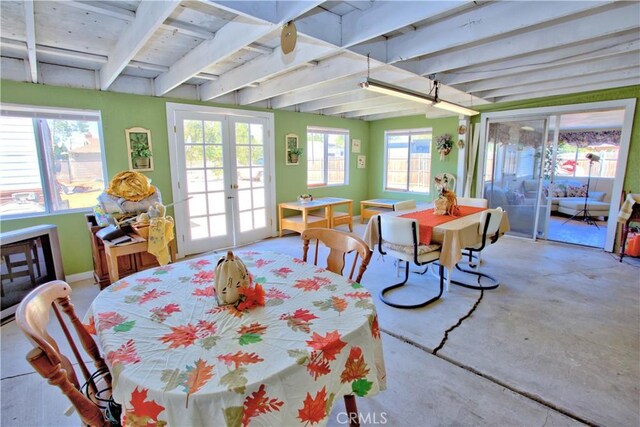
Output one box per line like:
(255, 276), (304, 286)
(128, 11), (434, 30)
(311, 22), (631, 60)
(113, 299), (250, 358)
(1, 0), (638, 120)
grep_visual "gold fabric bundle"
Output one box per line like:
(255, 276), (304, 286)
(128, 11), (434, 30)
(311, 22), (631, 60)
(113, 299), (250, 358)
(105, 171), (156, 202)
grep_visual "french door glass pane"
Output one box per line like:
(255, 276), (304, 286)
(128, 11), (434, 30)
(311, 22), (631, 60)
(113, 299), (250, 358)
(209, 215), (227, 237)
(185, 145), (204, 168)
(190, 217), (209, 240)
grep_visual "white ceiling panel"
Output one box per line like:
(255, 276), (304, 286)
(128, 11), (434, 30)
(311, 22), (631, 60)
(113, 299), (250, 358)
(0, 1), (637, 119)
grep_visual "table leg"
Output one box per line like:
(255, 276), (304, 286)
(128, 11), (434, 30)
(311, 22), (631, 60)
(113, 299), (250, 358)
(360, 202), (365, 224)
(348, 202), (353, 232)
(104, 246), (120, 284)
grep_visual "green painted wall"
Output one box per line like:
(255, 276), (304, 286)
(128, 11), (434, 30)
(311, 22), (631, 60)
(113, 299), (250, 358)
(0, 80), (369, 275)
(368, 85), (640, 199)
(1, 80), (637, 276)
(367, 115), (460, 202)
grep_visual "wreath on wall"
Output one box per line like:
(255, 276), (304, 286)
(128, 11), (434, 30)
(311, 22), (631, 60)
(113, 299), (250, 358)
(435, 133), (453, 160)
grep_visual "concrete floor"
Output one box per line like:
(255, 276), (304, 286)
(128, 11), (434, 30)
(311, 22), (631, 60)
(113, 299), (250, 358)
(2, 221), (639, 426)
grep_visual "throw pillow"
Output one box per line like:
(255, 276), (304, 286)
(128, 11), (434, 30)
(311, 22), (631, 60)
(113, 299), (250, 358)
(506, 190), (525, 205)
(549, 184), (566, 198)
(588, 191), (606, 201)
(566, 184), (588, 198)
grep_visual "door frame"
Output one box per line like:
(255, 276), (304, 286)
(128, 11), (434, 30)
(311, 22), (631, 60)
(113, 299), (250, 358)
(476, 98), (636, 252)
(166, 103), (276, 257)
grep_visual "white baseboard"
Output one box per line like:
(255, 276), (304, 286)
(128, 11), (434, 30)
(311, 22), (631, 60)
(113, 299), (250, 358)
(66, 270), (94, 284)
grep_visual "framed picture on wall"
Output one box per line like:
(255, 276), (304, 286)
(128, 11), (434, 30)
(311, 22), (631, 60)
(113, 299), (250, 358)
(352, 138), (361, 153)
(357, 155), (366, 169)
(285, 133), (301, 165)
(126, 127), (153, 171)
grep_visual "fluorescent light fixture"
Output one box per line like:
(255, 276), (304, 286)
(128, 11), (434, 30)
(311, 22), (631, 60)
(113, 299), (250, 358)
(359, 77), (479, 116)
(359, 78), (434, 105)
(433, 100), (479, 116)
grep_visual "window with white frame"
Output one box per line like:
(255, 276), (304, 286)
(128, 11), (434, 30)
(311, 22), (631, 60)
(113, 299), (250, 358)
(385, 128), (432, 193)
(0, 105), (107, 217)
(307, 126), (349, 187)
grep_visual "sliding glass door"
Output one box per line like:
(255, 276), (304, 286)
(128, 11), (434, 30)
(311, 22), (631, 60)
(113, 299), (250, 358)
(483, 117), (548, 239)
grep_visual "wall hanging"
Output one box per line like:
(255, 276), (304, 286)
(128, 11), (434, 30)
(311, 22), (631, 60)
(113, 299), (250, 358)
(435, 133), (453, 160)
(285, 133), (301, 165)
(126, 127), (153, 171)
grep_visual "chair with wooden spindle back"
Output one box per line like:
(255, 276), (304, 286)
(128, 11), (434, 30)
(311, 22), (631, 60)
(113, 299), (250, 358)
(300, 228), (372, 427)
(16, 280), (115, 427)
(301, 228), (372, 283)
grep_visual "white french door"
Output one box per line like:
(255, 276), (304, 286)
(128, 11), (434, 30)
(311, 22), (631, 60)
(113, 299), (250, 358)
(167, 104), (275, 256)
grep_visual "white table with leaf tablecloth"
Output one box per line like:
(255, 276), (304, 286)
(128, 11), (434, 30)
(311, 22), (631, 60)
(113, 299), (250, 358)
(85, 250), (386, 426)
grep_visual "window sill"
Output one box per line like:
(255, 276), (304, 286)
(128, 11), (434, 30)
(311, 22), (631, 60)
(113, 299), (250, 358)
(0, 207), (94, 221)
(308, 183), (349, 189)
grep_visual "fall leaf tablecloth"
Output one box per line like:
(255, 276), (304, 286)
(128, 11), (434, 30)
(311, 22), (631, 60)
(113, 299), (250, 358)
(85, 250), (386, 427)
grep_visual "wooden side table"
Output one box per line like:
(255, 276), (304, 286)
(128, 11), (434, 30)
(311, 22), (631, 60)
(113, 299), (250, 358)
(278, 198), (353, 236)
(103, 239), (177, 284)
(360, 199), (398, 223)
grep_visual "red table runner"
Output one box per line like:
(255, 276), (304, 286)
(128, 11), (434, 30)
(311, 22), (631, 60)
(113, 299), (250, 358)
(400, 206), (486, 244)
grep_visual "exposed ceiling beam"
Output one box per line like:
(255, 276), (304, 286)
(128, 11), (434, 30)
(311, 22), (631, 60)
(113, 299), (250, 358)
(100, 0), (180, 90)
(496, 78), (640, 103)
(361, 107), (428, 121)
(204, 0), (480, 105)
(243, 44), (273, 55)
(207, 1), (322, 24)
(163, 18), (215, 39)
(297, 92), (380, 113)
(353, 1), (614, 64)
(342, 101), (422, 119)
(0, 38), (218, 81)
(439, 33), (640, 86)
(237, 53), (365, 105)
(340, 1), (469, 47)
(399, 3), (640, 78)
(478, 67), (640, 100)
(194, 0), (327, 99)
(154, 16), (274, 96)
(70, 1), (212, 39)
(322, 96), (409, 116)
(200, 37), (337, 101)
(462, 52), (640, 93)
(23, 0), (37, 83)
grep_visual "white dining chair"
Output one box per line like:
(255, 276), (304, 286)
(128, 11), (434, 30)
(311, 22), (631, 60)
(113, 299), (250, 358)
(457, 197), (488, 208)
(393, 200), (417, 211)
(376, 215), (445, 308)
(451, 207), (504, 290)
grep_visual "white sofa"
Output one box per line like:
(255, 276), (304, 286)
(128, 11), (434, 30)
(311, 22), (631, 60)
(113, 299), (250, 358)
(521, 177), (614, 219)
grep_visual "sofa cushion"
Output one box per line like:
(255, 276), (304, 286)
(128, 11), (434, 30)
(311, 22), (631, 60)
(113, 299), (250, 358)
(566, 184), (588, 197)
(588, 191), (606, 202)
(549, 184), (566, 198)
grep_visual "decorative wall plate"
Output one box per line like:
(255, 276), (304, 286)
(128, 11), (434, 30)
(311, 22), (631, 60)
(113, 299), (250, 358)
(281, 21), (297, 54)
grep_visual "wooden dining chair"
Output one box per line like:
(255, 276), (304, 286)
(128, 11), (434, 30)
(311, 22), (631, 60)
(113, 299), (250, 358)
(457, 197), (488, 208)
(377, 216), (445, 309)
(16, 280), (116, 427)
(301, 228), (372, 283)
(451, 207), (504, 290)
(301, 228), (372, 427)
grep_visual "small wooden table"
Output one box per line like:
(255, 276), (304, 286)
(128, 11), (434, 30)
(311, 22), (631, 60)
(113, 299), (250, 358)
(102, 238), (176, 284)
(360, 199), (400, 223)
(278, 197), (353, 236)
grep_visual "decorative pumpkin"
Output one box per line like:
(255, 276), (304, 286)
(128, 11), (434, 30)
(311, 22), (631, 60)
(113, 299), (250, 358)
(214, 251), (250, 305)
